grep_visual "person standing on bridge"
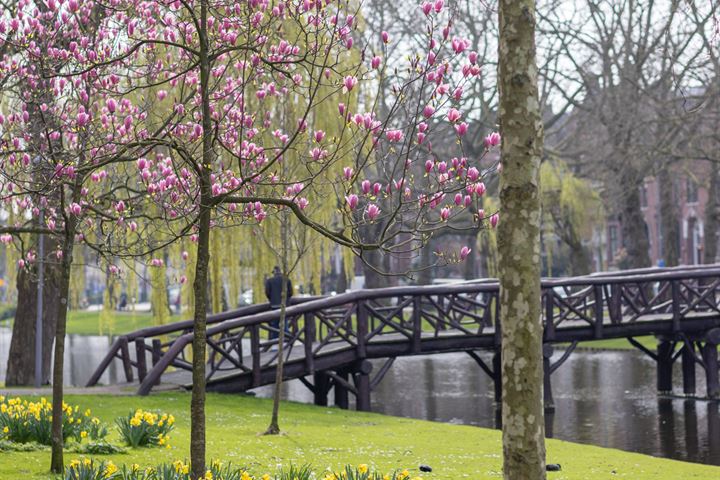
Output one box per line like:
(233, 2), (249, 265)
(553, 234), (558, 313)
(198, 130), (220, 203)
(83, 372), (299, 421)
(265, 266), (293, 340)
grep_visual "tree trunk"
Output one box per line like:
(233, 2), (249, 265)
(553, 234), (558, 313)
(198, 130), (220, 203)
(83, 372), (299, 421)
(497, 1), (546, 479)
(659, 169), (680, 266)
(704, 161), (719, 264)
(6, 248), (60, 385)
(190, 3), (212, 476)
(265, 274), (289, 435)
(50, 214), (79, 473)
(619, 171), (651, 269)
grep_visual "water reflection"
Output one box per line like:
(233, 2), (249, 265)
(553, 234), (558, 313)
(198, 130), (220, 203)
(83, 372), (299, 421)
(0, 327), (122, 387)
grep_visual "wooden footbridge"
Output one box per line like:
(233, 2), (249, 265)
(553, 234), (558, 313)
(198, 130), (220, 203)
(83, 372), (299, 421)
(87, 265), (720, 411)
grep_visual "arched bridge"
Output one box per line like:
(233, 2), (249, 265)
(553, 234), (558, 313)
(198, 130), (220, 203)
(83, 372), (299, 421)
(87, 265), (720, 410)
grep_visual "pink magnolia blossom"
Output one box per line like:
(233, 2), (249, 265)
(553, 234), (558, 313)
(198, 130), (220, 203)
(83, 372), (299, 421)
(386, 130), (404, 142)
(361, 180), (371, 194)
(366, 203), (381, 221)
(343, 76), (357, 92)
(440, 207), (450, 221)
(345, 194), (359, 210)
(455, 122), (468, 136)
(490, 213), (499, 228)
(447, 108), (461, 123)
(343, 167), (354, 180)
(371, 56), (382, 69)
(460, 246), (472, 261)
(484, 132), (501, 148)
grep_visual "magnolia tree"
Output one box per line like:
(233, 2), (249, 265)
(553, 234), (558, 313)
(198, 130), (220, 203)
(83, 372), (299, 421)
(1, 0), (500, 476)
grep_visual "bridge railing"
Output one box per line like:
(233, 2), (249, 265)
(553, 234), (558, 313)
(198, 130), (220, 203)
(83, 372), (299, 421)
(86, 265), (720, 394)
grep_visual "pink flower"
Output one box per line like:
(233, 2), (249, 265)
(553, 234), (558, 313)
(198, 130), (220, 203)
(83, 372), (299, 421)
(345, 194), (359, 210)
(157, 90), (168, 101)
(115, 201), (125, 213)
(422, 2), (432, 15)
(467, 167), (480, 181)
(69, 203), (82, 216)
(490, 213), (499, 228)
(460, 246), (472, 261)
(18, 259), (25, 269)
(373, 182), (382, 195)
(371, 56), (381, 69)
(366, 203), (381, 220)
(440, 207), (450, 221)
(475, 182), (486, 196)
(464, 195), (472, 207)
(343, 167), (354, 180)
(129, 221), (138, 232)
(297, 197), (309, 209)
(437, 161), (447, 174)
(447, 108), (461, 123)
(343, 76), (357, 92)
(434, 0), (444, 12)
(381, 31), (389, 43)
(468, 51), (478, 65)
(180, 275), (187, 284)
(314, 130), (325, 143)
(0, 234), (12, 244)
(425, 160), (434, 173)
(423, 105), (435, 118)
(386, 130), (404, 142)
(361, 180), (371, 194)
(338, 103), (346, 116)
(478, 209), (485, 220)
(77, 112), (90, 127)
(454, 193), (463, 205)
(484, 132), (501, 148)
(150, 258), (164, 267)
(124, 115), (133, 130)
(455, 122), (468, 136)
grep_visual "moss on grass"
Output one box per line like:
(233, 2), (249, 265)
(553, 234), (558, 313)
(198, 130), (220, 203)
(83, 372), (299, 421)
(0, 392), (717, 479)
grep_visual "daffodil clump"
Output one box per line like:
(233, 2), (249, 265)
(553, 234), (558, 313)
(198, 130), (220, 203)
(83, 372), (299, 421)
(116, 409), (175, 448)
(0, 396), (107, 445)
(323, 465), (422, 480)
(64, 461), (422, 480)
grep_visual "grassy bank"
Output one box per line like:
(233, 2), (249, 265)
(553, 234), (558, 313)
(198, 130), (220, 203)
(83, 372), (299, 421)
(0, 392), (717, 479)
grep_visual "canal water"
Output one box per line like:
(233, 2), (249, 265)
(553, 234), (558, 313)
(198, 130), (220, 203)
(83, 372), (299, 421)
(0, 327), (718, 466)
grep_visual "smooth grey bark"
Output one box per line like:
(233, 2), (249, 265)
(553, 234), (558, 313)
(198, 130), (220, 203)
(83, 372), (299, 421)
(497, 0), (546, 479)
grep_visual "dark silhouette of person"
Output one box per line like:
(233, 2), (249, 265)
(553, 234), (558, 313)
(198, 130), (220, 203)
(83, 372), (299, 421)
(265, 266), (292, 340)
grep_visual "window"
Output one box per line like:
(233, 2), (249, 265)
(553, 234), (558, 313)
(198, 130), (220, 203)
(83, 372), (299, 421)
(687, 178), (698, 203)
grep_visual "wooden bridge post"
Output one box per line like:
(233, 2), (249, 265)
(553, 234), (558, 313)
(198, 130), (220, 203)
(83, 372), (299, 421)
(151, 339), (162, 386)
(357, 302), (368, 359)
(702, 329), (720, 398)
(119, 336), (134, 382)
(657, 339), (674, 394)
(334, 369), (350, 409)
(135, 337), (147, 383)
(543, 344), (555, 412)
(304, 313), (316, 374)
(313, 372), (329, 406)
(354, 360), (373, 412)
(251, 324), (261, 387)
(682, 342), (697, 396)
(492, 349), (502, 403)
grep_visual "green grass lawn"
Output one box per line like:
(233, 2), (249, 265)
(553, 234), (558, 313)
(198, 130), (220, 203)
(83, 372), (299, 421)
(64, 310), (180, 336)
(573, 335), (657, 351)
(0, 392), (718, 479)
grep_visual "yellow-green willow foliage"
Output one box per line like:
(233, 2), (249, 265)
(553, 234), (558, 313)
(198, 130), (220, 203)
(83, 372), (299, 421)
(68, 245), (85, 310)
(209, 229), (224, 314)
(182, 239), (197, 314)
(150, 262), (171, 326)
(479, 196), (499, 278)
(3, 210), (19, 304)
(99, 264), (118, 335)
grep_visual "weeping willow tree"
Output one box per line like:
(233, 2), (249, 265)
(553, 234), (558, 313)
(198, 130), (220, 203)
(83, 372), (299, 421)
(540, 159), (602, 276)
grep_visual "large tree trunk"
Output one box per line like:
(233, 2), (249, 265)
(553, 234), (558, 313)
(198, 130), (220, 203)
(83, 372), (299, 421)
(497, 1), (546, 479)
(704, 161), (719, 264)
(6, 246), (60, 385)
(659, 169), (680, 266)
(619, 171), (651, 269)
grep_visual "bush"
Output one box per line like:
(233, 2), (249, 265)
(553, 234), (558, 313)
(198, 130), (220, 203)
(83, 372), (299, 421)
(0, 396), (107, 445)
(116, 410), (175, 448)
(72, 440), (127, 455)
(64, 461), (423, 480)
